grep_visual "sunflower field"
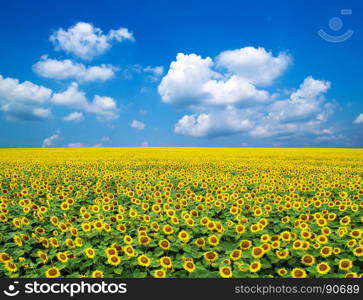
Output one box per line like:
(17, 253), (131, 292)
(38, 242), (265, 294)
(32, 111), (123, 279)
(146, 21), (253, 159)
(0, 147), (362, 278)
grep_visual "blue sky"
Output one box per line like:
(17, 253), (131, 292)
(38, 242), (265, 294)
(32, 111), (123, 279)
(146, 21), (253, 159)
(0, 0), (362, 148)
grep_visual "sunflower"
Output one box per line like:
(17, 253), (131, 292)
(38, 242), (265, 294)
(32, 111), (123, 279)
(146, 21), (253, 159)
(251, 247), (264, 259)
(183, 260), (196, 273)
(108, 255), (121, 266)
(276, 249), (289, 260)
(291, 268), (307, 278)
(123, 235), (133, 244)
(45, 267), (60, 278)
(277, 268), (288, 276)
(345, 272), (358, 278)
(84, 247), (95, 259)
(249, 261), (261, 273)
(204, 251), (219, 263)
(292, 240), (303, 250)
(195, 238), (205, 248)
(75, 237), (83, 247)
(250, 224), (260, 233)
(0, 252), (11, 263)
(159, 239), (171, 250)
(350, 229), (361, 239)
(105, 247), (118, 257)
(153, 269), (166, 278)
(207, 235), (219, 247)
(138, 255), (151, 267)
(317, 234), (329, 245)
(240, 240), (252, 250)
(49, 237), (59, 248)
(4, 261), (17, 273)
(65, 238), (75, 249)
(235, 224), (246, 234)
(81, 222), (92, 232)
(57, 252), (69, 263)
(338, 259), (353, 271)
(219, 266), (233, 278)
(13, 235), (23, 247)
(37, 250), (48, 263)
(159, 256), (172, 269)
(90, 270), (103, 278)
(123, 245), (135, 257)
(162, 225), (174, 235)
(280, 231), (291, 242)
(353, 247), (363, 257)
(260, 234), (271, 243)
(316, 262), (331, 275)
(138, 235), (151, 246)
(178, 230), (190, 243)
(230, 249), (242, 261)
(301, 254), (315, 266)
(346, 239), (357, 248)
(320, 246), (333, 257)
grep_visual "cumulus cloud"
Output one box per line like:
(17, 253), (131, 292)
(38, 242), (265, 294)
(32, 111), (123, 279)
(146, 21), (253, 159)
(140, 141), (149, 147)
(62, 111), (84, 122)
(173, 77), (333, 139)
(51, 82), (88, 109)
(0, 74), (52, 121)
(158, 52), (269, 109)
(267, 76), (330, 123)
(0, 74), (52, 104)
(159, 47), (336, 140)
(143, 65), (164, 81)
(353, 113), (363, 124)
(216, 47), (291, 86)
(33, 56), (117, 82)
(42, 131), (60, 147)
(67, 142), (84, 148)
(130, 119), (146, 130)
(51, 82), (119, 120)
(175, 106), (254, 137)
(50, 22), (134, 60)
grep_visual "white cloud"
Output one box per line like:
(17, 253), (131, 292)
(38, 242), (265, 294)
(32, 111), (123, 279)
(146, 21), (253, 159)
(42, 131), (60, 147)
(216, 47), (291, 86)
(50, 22), (134, 60)
(175, 106), (253, 137)
(267, 76), (330, 123)
(51, 82), (88, 109)
(144, 65), (164, 76)
(0, 74), (52, 104)
(88, 95), (119, 121)
(101, 136), (110, 142)
(67, 142), (84, 148)
(353, 113), (363, 124)
(144, 65), (164, 81)
(62, 111), (84, 122)
(140, 141), (149, 147)
(159, 47), (337, 141)
(92, 143), (103, 147)
(33, 56), (117, 82)
(0, 74), (52, 121)
(174, 77), (333, 138)
(51, 82), (119, 121)
(158, 52), (268, 108)
(108, 28), (135, 42)
(32, 107), (52, 119)
(130, 119), (146, 130)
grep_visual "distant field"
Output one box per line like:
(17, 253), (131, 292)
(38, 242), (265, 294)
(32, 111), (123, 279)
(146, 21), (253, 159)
(0, 148), (362, 278)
